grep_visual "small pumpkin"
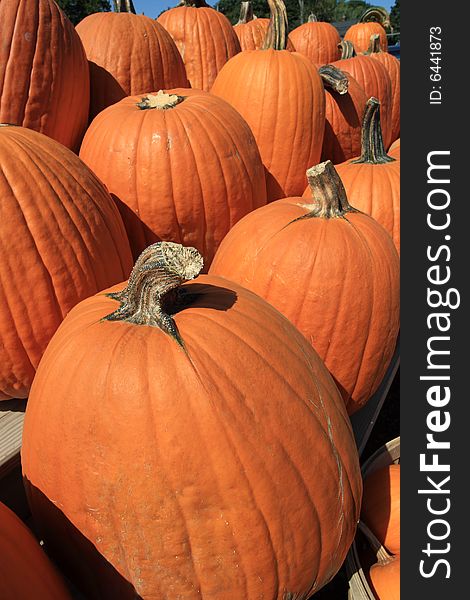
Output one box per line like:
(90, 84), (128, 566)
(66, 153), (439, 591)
(22, 241), (362, 599)
(388, 138), (400, 159)
(0, 501), (71, 599)
(0, 0), (89, 151)
(76, 6), (188, 119)
(369, 555), (400, 600)
(288, 13), (341, 65)
(0, 124), (133, 400)
(210, 161), (400, 414)
(157, 0), (241, 91)
(212, 0), (326, 201)
(361, 463), (400, 555)
(323, 97), (400, 254)
(79, 89), (267, 267)
(319, 65), (368, 164)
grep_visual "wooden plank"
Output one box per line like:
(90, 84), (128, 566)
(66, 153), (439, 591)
(0, 399), (26, 479)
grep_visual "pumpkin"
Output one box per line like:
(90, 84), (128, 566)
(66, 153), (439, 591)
(369, 556), (400, 600)
(79, 89), (267, 267)
(389, 138), (400, 159)
(157, 0), (240, 91)
(234, 1), (295, 51)
(288, 13), (341, 65)
(0, 0), (89, 151)
(344, 21), (388, 54)
(76, 7), (188, 119)
(332, 53), (393, 149)
(0, 501), (71, 599)
(361, 464), (400, 555)
(0, 124), (133, 401)
(319, 65), (368, 164)
(327, 97), (400, 254)
(22, 240), (362, 599)
(211, 0), (325, 201)
(366, 34), (400, 143)
(210, 161), (400, 414)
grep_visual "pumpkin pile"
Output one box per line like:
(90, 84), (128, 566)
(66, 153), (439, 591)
(0, 0), (400, 598)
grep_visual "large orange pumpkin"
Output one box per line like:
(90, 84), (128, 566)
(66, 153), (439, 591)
(288, 13), (341, 65)
(367, 34), (400, 143)
(332, 54), (393, 149)
(0, 125), (133, 400)
(329, 97), (400, 254)
(319, 65), (368, 164)
(76, 9), (188, 119)
(0, 0), (89, 151)
(157, 1), (240, 91)
(361, 464), (400, 555)
(210, 161), (400, 414)
(79, 89), (267, 267)
(0, 501), (71, 599)
(22, 241), (362, 599)
(211, 0), (325, 201)
(344, 21), (388, 54)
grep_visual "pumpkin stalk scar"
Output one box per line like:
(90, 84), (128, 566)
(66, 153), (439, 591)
(288, 161), (359, 227)
(103, 242), (203, 349)
(352, 97), (395, 165)
(136, 91), (185, 111)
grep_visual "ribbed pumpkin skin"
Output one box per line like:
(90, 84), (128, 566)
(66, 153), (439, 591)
(369, 557), (400, 600)
(79, 89), (267, 267)
(332, 158), (400, 254)
(76, 13), (189, 119)
(234, 18), (295, 51)
(369, 52), (400, 143)
(209, 199), (400, 414)
(332, 56), (393, 148)
(344, 22), (388, 53)
(0, 126), (133, 400)
(288, 21), (341, 65)
(0, 0), (89, 151)
(22, 274), (362, 599)
(0, 502), (71, 599)
(158, 7), (240, 91)
(211, 50), (325, 201)
(388, 138), (400, 159)
(321, 73), (368, 164)
(361, 464), (400, 555)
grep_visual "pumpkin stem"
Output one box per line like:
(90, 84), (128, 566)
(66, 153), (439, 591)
(263, 0), (288, 51)
(177, 0), (210, 7)
(359, 6), (390, 29)
(103, 242), (203, 348)
(299, 161), (358, 219)
(319, 65), (349, 95)
(352, 97), (395, 164)
(136, 91), (185, 110)
(366, 33), (382, 54)
(237, 1), (255, 24)
(339, 40), (356, 59)
(113, 0), (136, 13)
(358, 520), (394, 565)
(308, 13), (318, 22)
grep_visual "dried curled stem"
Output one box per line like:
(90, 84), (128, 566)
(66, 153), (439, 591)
(104, 242), (203, 347)
(339, 40), (356, 59)
(352, 97), (395, 164)
(113, 0), (136, 13)
(263, 0), (288, 51)
(236, 1), (255, 24)
(319, 65), (349, 95)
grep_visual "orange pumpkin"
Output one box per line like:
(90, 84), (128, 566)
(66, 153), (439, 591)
(22, 241), (362, 599)
(361, 464), (400, 555)
(0, 0), (89, 151)
(332, 54), (393, 149)
(389, 138), (400, 159)
(158, 1), (240, 91)
(212, 0), (325, 201)
(319, 65), (368, 164)
(329, 97), (400, 254)
(0, 501), (71, 599)
(367, 34), (400, 143)
(0, 124), (133, 400)
(76, 9), (188, 119)
(79, 89), (267, 267)
(234, 1), (295, 51)
(369, 555), (400, 600)
(288, 13), (341, 65)
(210, 161), (400, 414)
(344, 21), (388, 54)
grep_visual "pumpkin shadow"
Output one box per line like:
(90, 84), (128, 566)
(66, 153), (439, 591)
(23, 480), (142, 600)
(172, 283), (238, 314)
(88, 61), (127, 122)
